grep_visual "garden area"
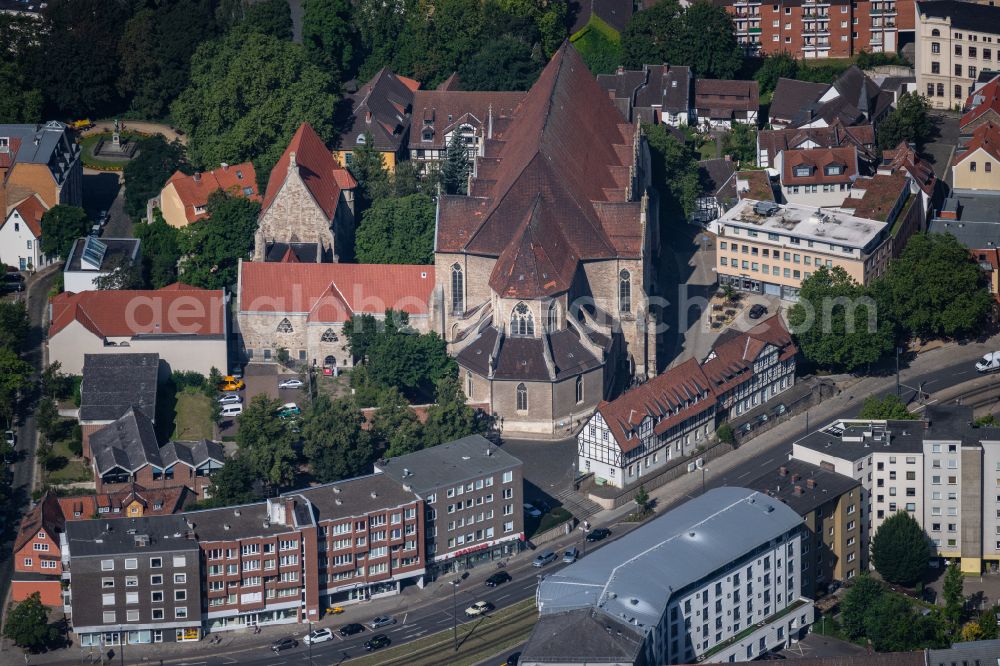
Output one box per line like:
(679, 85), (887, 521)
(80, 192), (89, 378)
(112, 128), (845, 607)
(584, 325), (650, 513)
(710, 286), (747, 330)
(78, 130), (146, 170)
(154, 370), (221, 443)
(36, 364), (89, 488)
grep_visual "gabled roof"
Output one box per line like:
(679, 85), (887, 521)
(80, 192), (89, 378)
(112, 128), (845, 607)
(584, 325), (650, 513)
(694, 79), (759, 115)
(832, 66), (887, 119)
(239, 262), (435, 319)
(698, 158), (737, 202)
(436, 43), (643, 298)
(91, 408), (224, 476)
(49, 284), (225, 338)
(343, 68), (419, 153)
(13, 493), (64, 554)
(881, 141), (936, 196)
(261, 123), (356, 223)
(58, 485), (188, 521)
(164, 162), (259, 225)
(769, 78), (828, 124)
(79, 353), (158, 422)
(782, 146), (859, 186)
(758, 125), (876, 167)
(962, 77), (1000, 130)
(3, 192), (47, 237)
(409, 90), (525, 151)
(954, 121), (1000, 164)
(701, 315), (796, 392)
(596, 64), (692, 122)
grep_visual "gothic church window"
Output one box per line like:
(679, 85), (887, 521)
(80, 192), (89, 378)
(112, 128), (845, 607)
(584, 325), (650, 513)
(511, 302), (534, 337)
(276, 318), (293, 333)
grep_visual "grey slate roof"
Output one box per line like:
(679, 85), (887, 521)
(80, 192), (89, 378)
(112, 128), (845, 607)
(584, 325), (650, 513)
(79, 353), (159, 422)
(744, 459), (861, 516)
(521, 608), (645, 664)
(343, 68), (415, 153)
(65, 515), (198, 557)
(0, 121), (75, 165)
(292, 474), (421, 521)
(928, 190), (1000, 249)
(456, 326), (603, 382)
(596, 64), (691, 123)
(917, 0), (1000, 32)
(927, 638), (1000, 665)
(699, 158), (737, 204)
(65, 237), (140, 272)
(769, 78), (828, 124)
(90, 408), (224, 476)
(533, 488), (802, 632)
(375, 435), (522, 494)
(183, 496), (315, 543)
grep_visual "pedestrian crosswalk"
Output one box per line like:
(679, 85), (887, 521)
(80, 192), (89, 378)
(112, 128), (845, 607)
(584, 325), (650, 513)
(553, 487), (602, 520)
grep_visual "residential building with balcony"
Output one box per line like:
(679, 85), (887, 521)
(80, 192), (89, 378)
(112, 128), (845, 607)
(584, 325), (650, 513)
(915, 0), (1000, 110)
(520, 487), (814, 665)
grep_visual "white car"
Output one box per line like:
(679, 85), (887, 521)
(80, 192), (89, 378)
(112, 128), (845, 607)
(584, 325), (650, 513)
(278, 378), (304, 389)
(465, 601), (493, 617)
(976, 351), (1000, 373)
(523, 503), (542, 518)
(303, 628), (334, 645)
(3, 430), (14, 446)
(217, 394), (241, 405)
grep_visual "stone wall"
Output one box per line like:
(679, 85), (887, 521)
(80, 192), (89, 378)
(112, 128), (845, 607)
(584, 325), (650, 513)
(254, 167), (336, 261)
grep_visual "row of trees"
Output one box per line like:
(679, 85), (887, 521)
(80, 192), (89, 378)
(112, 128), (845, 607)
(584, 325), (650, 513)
(789, 233), (992, 372)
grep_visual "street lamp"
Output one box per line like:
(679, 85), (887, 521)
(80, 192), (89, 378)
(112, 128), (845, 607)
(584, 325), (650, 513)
(451, 580), (460, 652)
(701, 466), (708, 495)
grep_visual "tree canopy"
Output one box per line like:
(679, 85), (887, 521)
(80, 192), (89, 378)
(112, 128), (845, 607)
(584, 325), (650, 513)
(753, 52), (798, 95)
(207, 454), (262, 506)
(871, 511), (930, 586)
(240, 0), (293, 40)
(302, 0), (356, 85)
(877, 92), (933, 150)
(0, 302), (30, 353)
(3, 592), (60, 650)
(858, 394), (917, 420)
(0, 346), (32, 427)
(40, 205), (89, 261)
(0, 58), (42, 124)
(459, 35), (544, 91)
(235, 394), (298, 491)
(441, 133), (472, 195)
(180, 191), (261, 290)
(301, 395), (375, 482)
(370, 388), (424, 458)
(722, 123), (757, 164)
(355, 194), (436, 264)
(133, 211), (182, 289)
(423, 375), (486, 446)
(644, 124), (701, 217)
(123, 136), (189, 220)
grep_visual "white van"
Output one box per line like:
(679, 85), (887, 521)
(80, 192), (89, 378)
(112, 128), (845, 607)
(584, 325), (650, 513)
(220, 403), (243, 417)
(976, 351), (1000, 373)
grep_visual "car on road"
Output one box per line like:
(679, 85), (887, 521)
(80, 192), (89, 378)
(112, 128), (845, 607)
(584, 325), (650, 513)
(270, 637), (297, 653)
(278, 378), (304, 389)
(502, 652), (521, 666)
(217, 394), (241, 405)
(748, 304), (768, 319)
(338, 623), (365, 636)
(976, 351), (1000, 373)
(4, 430), (14, 447)
(277, 402), (301, 417)
(586, 528), (611, 543)
(523, 503), (542, 518)
(563, 547), (579, 563)
(369, 615), (396, 629)
(465, 601), (493, 617)
(364, 634), (390, 651)
(2, 273), (24, 292)
(89, 223), (101, 237)
(485, 571), (511, 587)
(532, 551), (557, 567)
(303, 628), (333, 645)
(218, 376), (245, 391)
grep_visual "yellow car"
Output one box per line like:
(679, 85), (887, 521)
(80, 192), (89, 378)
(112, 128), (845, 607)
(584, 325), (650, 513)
(218, 376), (245, 392)
(327, 607), (345, 615)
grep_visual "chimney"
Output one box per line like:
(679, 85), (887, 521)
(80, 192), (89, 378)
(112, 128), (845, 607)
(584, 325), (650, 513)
(806, 478), (816, 489)
(288, 151), (297, 171)
(221, 162), (229, 170)
(365, 110), (372, 124)
(779, 466), (788, 477)
(193, 172), (201, 182)
(793, 485), (803, 495)
(791, 473), (801, 482)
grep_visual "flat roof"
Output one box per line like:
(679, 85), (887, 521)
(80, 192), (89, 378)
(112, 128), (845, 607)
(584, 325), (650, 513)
(184, 497), (314, 543)
(66, 515), (198, 557)
(928, 190), (1000, 250)
(66, 237), (140, 272)
(375, 435), (522, 495)
(793, 419), (925, 460)
(744, 459), (860, 516)
(716, 198), (888, 250)
(534, 487), (802, 631)
(79, 353), (159, 422)
(290, 474), (420, 521)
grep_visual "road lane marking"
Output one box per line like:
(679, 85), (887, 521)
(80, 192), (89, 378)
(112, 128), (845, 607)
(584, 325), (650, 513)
(497, 594), (511, 601)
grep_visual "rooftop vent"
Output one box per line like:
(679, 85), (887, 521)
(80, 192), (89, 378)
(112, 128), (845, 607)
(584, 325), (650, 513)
(263, 520), (270, 528)
(234, 509), (241, 516)
(370, 491), (378, 499)
(335, 498), (343, 506)
(223, 524), (230, 531)
(806, 478), (816, 489)
(779, 466), (788, 477)
(333, 487), (341, 494)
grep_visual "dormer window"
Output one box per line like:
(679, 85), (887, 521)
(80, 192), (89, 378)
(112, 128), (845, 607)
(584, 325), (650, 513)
(824, 165), (844, 176)
(236, 170), (243, 179)
(356, 134), (366, 145)
(0, 137), (8, 152)
(794, 166), (812, 177)
(194, 205), (207, 214)
(422, 130), (433, 142)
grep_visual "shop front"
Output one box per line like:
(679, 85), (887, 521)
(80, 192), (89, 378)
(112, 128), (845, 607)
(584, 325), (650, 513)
(429, 538), (521, 577)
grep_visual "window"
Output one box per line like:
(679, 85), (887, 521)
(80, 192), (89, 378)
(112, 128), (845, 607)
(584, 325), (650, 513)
(150, 557), (162, 568)
(175, 607), (188, 619)
(151, 591), (164, 603)
(175, 590), (187, 601)
(451, 264), (464, 314)
(321, 328), (337, 342)
(126, 592), (139, 604)
(932, 42), (940, 53)
(152, 609), (164, 620)
(103, 611), (116, 623)
(575, 375), (584, 404)
(971, 162), (978, 172)
(956, 44), (962, 56)
(932, 61), (940, 74)
(276, 318), (293, 333)
(125, 576), (138, 587)
(126, 610), (139, 622)
(956, 64), (963, 76)
(503, 470), (513, 483)
(102, 593), (115, 606)
(516, 383), (528, 411)
(174, 573), (187, 584)
(102, 559), (114, 571)
(510, 303), (534, 337)
(956, 85), (963, 99)
(619, 270), (631, 313)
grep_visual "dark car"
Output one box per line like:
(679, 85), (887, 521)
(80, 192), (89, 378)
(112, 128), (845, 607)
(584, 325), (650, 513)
(364, 634), (391, 651)
(748, 304), (768, 319)
(586, 528), (611, 543)
(339, 623), (365, 637)
(502, 652), (521, 666)
(270, 637), (297, 653)
(486, 571), (512, 587)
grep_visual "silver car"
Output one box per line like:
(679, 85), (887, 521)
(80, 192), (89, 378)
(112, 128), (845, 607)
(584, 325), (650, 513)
(369, 615), (396, 629)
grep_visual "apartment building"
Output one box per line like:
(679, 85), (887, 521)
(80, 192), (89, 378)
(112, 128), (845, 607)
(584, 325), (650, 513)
(745, 460), (864, 595)
(375, 435), (524, 574)
(915, 0), (1000, 110)
(521, 487), (814, 665)
(712, 199), (895, 300)
(779, 146), (860, 206)
(951, 121), (1000, 190)
(722, 0), (913, 59)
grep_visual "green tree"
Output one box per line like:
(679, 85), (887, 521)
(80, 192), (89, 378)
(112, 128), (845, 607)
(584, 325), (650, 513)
(92, 254), (144, 290)
(0, 301), (30, 353)
(393, 0), (486, 87)
(2, 592), (59, 650)
(236, 394), (298, 490)
(302, 0), (356, 84)
(634, 485), (650, 512)
(40, 205), (89, 261)
(622, 0), (683, 69)
(354, 0), (409, 80)
(133, 211), (182, 288)
(459, 35), (543, 91)
(356, 194), (436, 265)
(207, 455), (262, 506)
(788, 266), (894, 372)
(36, 398), (58, 441)
(676, 1), (742, 79)
(301, 395), (375, 482)
(570, 14), (623, 76)
(171, 31), (339, 177)
(840, 574), (884, 640)
(875, 233), (991, 340)
(390, 160), (427, 198)
(240, 0), (293, 40)
(942, 562), (965, 628)
(754, 52), (798, 95)
(858, 394), (917, 420)
(180, 191), (261, 290)
(645, 123), (701, 216)
(865, 593), (937, 652)
(347, 131), (392, 206)
(442, 133), (472, 195)
(343, 312), (386, 364)
(871, 511), (930, 586)
(722, 123), (757, 164)
(371, 388), (424, 458)
(364, 331), (457, 403)
(975, 606), (1000, 640)
(0, 59), (42, 123)
(877, 92), (933, 150)
(123, 136), (189, 220)
(423, 375), (483, 446)
(716, 422), (735, 445)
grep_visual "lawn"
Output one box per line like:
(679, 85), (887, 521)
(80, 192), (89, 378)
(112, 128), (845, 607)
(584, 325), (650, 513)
(698, 137), (720, 161)
(526, 506), (573, 538)
(46, 439), (91, 485)
(172, 389), (215, 441)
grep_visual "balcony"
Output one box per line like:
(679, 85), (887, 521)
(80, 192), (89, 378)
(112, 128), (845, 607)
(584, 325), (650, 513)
(749, 27), (762, 33)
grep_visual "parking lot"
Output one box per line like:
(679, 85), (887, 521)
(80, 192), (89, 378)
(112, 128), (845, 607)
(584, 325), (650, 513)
(218, 363), (308, 439)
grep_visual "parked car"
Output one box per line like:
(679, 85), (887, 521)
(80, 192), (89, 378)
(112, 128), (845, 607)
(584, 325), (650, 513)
(748, 303), (768, 319)
(303, 628), (333, 645)
(218, 376), (245, 391)
(486, 571), (511, 587)
(502, 652), (521, 666)
(563, 547), (579, 563)
(278, 378), (304, 389)
(276, 402), (301, 418)
(369, 615), (396, 629)
(270, 637), (297, 653)
(532, 551), (557, 567)
(217, 394), (241, 405)
(364, 634), (391, 651)
(523, 503), (542, 518)
(338, 623), (365, 636)
(220, 403), (243, 417)
(976, 351), (1000, 373)
(89, 223), (101, 237)
(465, 600), (493, 617)
(98, 210), (109, 226)
(4, 430), (15, 447)
(586, 528), (611, 543)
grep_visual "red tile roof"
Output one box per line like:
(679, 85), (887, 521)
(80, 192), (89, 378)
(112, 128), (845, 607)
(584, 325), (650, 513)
(13, 493), (64, 554)
(839, 172), (908, 222)
(58, 485), (188, 520)
(782, 146), (859, 186)
(436, 43), (643, 299)
(954, 121), (1000, 164)
(49, 284), (226, 337)
(409, 90), (525, 150)
(758, 125), (876, 168)
(695, 79), (760, 114)
(164, 162), (260, 224)
(261, 123), (356, 223)
(4, 192), (47, 237)
(0, 137), (22, 169)
(881, 142), (936, 196)
(961, 77), (1000, 130)
(238, 262), (435, 319)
